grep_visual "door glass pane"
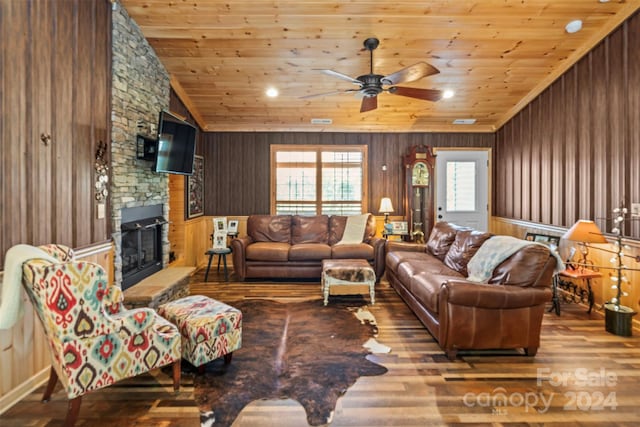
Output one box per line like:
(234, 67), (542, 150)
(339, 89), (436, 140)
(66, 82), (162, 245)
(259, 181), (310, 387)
(446, 161), (476, 211)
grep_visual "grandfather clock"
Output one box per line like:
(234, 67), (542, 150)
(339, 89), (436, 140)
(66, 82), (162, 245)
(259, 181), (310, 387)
(403, 145), (436, 242)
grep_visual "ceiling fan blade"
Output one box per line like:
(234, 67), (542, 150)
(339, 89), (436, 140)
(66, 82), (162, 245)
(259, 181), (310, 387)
(388, 86), (443, 102)
(315, 69), (362, 85)
(360, 96), (377, 113)
(381, 62), (440, 85)
(299, 90), (346, 100)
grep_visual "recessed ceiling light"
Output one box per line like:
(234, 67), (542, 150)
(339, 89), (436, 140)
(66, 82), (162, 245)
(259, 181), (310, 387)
(599, 0), (610, 3)
(266, 87), (279, 97)
(442, 89), (455, 99)
(565, 20), (583, 34)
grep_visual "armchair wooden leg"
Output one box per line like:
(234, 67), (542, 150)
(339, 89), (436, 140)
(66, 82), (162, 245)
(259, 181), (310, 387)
(524, 347), (538, 357)
(42, 366), (59, 402)
(223, 352), (233, 365)
(172, 360), (181, 391)
(64, 396), (82, 427)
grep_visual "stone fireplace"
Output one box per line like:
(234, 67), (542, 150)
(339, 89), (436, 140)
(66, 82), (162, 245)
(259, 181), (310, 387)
(111, 4), (171, 287)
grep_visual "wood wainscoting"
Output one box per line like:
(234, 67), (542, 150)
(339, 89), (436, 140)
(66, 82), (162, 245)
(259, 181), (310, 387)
(491, 217), (640, 326)
(0, 240), (114, 415)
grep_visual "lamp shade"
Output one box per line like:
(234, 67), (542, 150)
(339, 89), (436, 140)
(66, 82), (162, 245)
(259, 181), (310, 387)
(378, 197), (394, 214)
(562, 220), (607, 243)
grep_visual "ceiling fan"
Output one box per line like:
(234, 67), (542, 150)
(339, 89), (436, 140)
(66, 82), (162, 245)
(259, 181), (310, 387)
(301, 37), (443, 113)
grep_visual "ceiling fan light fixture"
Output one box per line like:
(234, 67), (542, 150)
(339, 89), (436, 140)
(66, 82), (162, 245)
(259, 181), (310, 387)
(565, 20), (583, 34)
(442, 89), (455, 99)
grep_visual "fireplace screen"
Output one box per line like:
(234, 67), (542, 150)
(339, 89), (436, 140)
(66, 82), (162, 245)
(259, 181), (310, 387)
(120, 205), (166, 290)
(122, 226), (160, 278)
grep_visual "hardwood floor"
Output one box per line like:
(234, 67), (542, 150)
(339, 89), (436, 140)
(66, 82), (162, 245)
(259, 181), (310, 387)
(2, 268), (640, 426)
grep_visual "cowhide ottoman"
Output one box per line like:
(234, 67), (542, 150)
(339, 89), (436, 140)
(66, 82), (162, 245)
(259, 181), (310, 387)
(321, 259), (376, 306)
(158, 295), (242, 373)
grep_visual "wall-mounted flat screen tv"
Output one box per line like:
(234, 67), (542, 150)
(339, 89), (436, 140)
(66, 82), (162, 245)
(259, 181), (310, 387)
(154, 110), (197, 175)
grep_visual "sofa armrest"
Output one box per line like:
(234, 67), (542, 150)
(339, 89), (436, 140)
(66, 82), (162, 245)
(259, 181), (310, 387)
(385, 241), (426, 253)
(369, 237), (386, 281)
(440, 280), (552, 310)
(230, 236), (252, 280)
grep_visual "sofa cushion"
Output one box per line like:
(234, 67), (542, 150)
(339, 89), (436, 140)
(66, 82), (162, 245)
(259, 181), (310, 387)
(396, 258), (462, 285)
(331, 243), (374, 260)
(409, 272), (455, 314)
(291, 215), (329, 245)
(248, 215), (291, 243)
(426, 221), (466, 261)
(329, 214), (376, 245)
(443, 230), (493, 276)
(289, 243), (332, 261)
(386, 251), (449, 276)
(246, 242), (291, 262)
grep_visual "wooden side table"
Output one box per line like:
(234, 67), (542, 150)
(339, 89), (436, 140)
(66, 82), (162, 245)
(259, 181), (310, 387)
(550, 268), (602, 315)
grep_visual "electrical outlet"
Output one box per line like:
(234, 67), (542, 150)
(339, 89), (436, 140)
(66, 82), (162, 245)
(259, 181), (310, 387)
(631, 203), (640, 217)
(97, 203), (106, 219)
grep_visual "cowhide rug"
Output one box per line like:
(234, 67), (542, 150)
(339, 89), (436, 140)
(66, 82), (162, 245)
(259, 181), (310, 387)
(195, 298), (388, 427)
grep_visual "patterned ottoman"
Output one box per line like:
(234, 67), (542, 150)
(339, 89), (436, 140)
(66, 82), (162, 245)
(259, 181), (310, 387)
(158, 295), (242, 371)
(322, 259), (376, 306)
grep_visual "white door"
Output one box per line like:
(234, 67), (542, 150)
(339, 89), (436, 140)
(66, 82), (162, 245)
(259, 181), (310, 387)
(434, 149), (490, 231)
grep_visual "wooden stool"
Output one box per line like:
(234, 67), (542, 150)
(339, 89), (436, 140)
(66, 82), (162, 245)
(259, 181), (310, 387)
(204, 247), (232, 281)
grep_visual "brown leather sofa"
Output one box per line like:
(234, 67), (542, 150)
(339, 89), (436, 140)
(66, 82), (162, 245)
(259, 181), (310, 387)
(231, 214), (385, 281)
(385, 221), (555, 359)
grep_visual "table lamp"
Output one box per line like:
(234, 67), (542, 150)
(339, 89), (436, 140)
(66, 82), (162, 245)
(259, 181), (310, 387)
(562, 219), (607, 269)
(378, 197), (394, 224)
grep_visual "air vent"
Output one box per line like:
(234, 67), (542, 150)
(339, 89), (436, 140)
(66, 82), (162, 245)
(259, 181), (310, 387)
(452, 119), (476, 125)
(310, 118), (333, 125)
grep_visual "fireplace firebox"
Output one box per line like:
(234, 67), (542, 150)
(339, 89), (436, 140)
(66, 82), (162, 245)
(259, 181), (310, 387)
(120, 205), (167, 290)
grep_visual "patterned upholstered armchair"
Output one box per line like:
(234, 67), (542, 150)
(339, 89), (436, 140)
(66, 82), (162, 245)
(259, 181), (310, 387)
(21, 244), (182, 427)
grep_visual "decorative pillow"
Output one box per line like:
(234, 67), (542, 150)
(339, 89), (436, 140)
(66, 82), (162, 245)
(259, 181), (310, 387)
(426, 222), (464, 261)
(443, 229), (493, 276)
(335, 214), (369, 245)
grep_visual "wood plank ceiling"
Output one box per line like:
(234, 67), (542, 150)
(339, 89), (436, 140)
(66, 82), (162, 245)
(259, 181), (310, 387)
(120, 0), (639, 133)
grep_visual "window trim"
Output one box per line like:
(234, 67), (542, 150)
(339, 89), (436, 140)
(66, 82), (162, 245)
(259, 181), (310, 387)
(270, 144), (368, 215)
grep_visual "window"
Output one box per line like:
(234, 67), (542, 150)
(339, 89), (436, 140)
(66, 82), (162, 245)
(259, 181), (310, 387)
(446, 161), (476, 211)
(271, 145), (368, 215)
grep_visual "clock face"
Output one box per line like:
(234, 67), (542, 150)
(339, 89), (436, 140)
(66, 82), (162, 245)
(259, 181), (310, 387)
(411, 162), (429, 186)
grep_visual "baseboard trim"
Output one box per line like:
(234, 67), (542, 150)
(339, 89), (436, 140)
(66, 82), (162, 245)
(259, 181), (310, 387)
(0, 366), (50, 415)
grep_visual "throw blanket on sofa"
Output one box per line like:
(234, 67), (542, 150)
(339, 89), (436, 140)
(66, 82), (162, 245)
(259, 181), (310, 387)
(467, 236), (565, 283)
(0, 244), (58, 329)
(336, 214), (368, 245)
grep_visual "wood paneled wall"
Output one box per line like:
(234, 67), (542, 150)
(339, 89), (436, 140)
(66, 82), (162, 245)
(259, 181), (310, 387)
(494, 11), (640, 238)
(200, 132), (494, 216)
(0, 0), (112, 265)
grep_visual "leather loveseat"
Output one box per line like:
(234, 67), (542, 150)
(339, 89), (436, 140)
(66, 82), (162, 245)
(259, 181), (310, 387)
(385, 221), (556, 359)
(231, 214), (385, 281)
